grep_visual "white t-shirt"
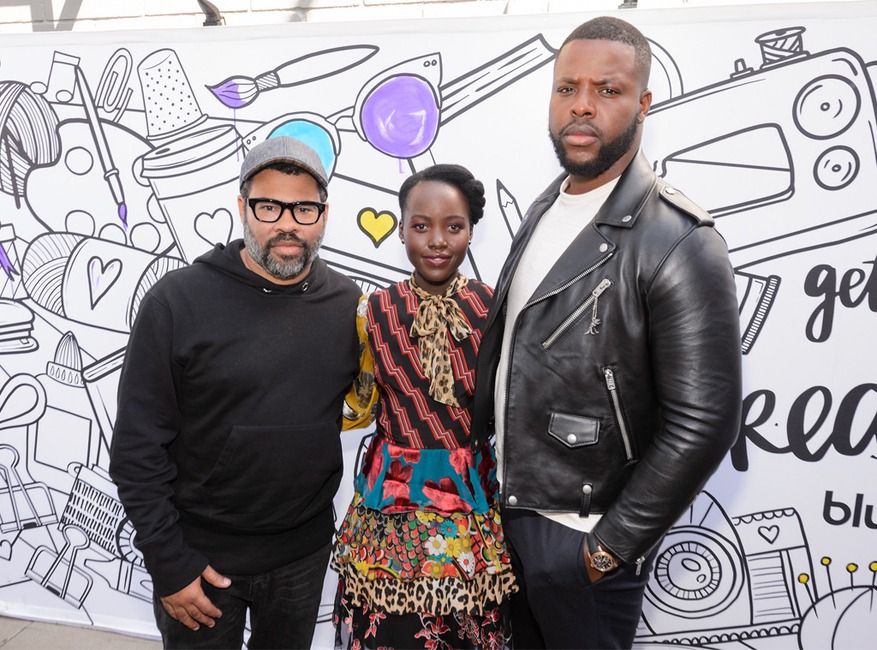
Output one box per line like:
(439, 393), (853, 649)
(495, 176), (619, 532)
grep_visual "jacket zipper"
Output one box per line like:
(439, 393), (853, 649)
(635, 535), (663, 576)
(522, 252), (613, 312)
(501, 253), (614, 489)
(542, 278), (612, 349)
(603, 367), (634, 462)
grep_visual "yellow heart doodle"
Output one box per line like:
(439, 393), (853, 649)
(357, 208), (398, 248)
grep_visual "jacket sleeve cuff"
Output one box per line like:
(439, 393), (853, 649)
(589, 528), (623, 565)
(137, 529), (210, 598)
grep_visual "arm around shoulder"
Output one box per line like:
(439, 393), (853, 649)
(342, 293), (379, 430)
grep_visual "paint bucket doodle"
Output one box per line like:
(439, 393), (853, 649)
(137, 124), (244, 263)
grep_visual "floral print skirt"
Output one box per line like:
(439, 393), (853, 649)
(331, 492), (515, 649)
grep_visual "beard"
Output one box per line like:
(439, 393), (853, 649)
(550, 113), (640, 181)
(242, 219), (324, 281)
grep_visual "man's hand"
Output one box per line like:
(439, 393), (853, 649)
(160, 565), (231, 631)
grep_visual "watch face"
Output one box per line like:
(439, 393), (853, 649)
(591, 551), (617, 572)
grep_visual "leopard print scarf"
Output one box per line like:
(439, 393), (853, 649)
(408, 273), (472, 407)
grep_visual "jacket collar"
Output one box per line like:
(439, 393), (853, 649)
(493, 152), (656, 308)
(594, 152), (657, 229)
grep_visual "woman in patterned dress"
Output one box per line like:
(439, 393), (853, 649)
(333, 164), (516, 649)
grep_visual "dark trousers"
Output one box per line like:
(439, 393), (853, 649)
(503, 509), (656, 650)
(153, 542), (331, 649)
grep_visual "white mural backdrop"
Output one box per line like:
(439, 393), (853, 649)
(0, 2), (875, 648)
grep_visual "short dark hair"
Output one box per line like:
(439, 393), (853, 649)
(240, 162), (328, 202)
(398, 163), (486, 226)
(562, 16), (652, 87)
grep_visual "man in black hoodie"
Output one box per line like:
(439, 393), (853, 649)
(110, 136), (361, 649)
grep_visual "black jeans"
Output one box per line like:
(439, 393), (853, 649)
(503, 509), (657, 650)
(153, 542), (331, 649)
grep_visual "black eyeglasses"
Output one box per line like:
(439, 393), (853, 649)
(247, 198), (326, 225)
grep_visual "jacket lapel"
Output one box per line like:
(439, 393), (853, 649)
(528, 153), (658, 301)
(489, 154), (657, 321)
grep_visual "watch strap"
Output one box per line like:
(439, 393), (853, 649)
(586, 530), (600, 556)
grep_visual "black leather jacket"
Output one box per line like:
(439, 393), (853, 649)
(472, 153), (742, 568)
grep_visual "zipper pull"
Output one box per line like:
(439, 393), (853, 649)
(586, 279), (611, 336)
(586, 298), (601, 335)
(604, 367), (616, 390)
(636, 555), (644, 576)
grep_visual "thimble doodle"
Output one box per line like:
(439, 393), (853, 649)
(137, 49), (206, 140)
(21, 233), (185, 333)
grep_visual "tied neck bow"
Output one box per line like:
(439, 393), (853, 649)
(408, 274), (472, 407)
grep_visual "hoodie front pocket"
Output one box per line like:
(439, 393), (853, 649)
(204, 422), (342, 530)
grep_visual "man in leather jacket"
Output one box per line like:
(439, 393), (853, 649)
(470, 17), (742, 649)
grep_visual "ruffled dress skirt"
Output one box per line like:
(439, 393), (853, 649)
(332, 437), (516, 650)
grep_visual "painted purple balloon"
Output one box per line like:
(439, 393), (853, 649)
(361, 75), (439, 158)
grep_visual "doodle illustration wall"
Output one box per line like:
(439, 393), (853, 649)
(0, 2), (875, 648)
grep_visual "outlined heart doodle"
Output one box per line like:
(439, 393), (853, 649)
(87, 256), (122, 308)
(758, 525), (779, 543)
(357, 208), (397, 248)
(195, 209), (234, 247)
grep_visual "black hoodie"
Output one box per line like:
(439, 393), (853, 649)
(110, 241), (360, 597)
